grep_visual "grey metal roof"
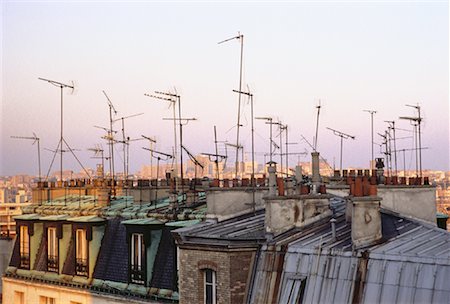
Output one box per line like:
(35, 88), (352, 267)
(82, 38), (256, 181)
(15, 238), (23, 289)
(177, 209), (266, 242)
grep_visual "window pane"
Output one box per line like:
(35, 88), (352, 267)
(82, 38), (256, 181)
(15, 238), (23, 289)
(206, 285), (213, 304)
(206, 269), (212, 283)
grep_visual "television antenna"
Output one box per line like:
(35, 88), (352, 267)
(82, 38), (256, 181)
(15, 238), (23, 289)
(88, 145), (106, 178)
(326, 127), (355, 173)
(102, 90), (118, 185)
(11, 133), (41, 182)
(142, 135), (157, 179)
(38, 77), (89, 180)
(142, 147), (173, 203)
(300, 134), (333, 170)
(201, 126), (227, 180)
(384, 120), (398, 175)
(219, 32), (244, 178)
(363, 109), (377, 170)
(255, 117), (276, 164)
(400, 104), (423, 177)
(112, 112), (144, 180)
(273, 121), (285, 175)
(233, 88), (256, 210)
(314, 100), (321, 151)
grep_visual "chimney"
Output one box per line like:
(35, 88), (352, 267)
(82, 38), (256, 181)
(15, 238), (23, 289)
(348, 181), (382, 248)
(311, 152), (321, 193)
(268, 161), (278, 196)
(97, 187), (111, 207)
(295, 165), (302, 183)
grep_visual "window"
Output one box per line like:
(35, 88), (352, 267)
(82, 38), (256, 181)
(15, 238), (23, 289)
(19, 225), (30, 269)
(204, 269), (216, 304)
(75, 229), (88, 276)
(280, 277), (307, 304)
(39, 296), (56, 304)
(47, 227), (58, 272)
(130, 233), (145, 284)
(14, 291), (24, 304)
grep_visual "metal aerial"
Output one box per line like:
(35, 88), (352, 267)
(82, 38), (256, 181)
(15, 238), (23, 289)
(201, 126), (227, 180)
(112, 112), (144, 180)
(38, 77), (90, 181)
(218, 32), (244, 179)
(326, 127), (356, 173)
(102, 90), (118, 187)
(399, 104), (423, 177)
(363, 109), (377, 170)
(11, 133), (42, 182)
(232, 88), (256, 211)
(87, 145), (106, 178)
(141, 147), (173, 204)
(141, 135), (157, 179)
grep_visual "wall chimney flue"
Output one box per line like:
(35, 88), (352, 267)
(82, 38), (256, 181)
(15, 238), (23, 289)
(268, 161), (277, 196)
(311, 152), (321, 193)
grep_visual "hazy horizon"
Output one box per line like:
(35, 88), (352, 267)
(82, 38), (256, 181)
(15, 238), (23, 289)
(1, 1), (449, 176)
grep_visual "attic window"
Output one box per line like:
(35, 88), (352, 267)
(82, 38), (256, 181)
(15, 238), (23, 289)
(19, 225), (30, 269)
(281, 277), (307, 304)
(47, 227), (58, 272)
(75, 228), (88, 276)
(130, 233), (145, 284)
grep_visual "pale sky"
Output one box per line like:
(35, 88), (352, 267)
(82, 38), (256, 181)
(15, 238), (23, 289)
(1, 1), (449, 176)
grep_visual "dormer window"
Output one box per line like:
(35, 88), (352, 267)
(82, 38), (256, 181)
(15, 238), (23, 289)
(19, 225), (30, 269)
(130, 233), (145, 284)
(75, 228), (88, 276)
(47, 227), (58, 272)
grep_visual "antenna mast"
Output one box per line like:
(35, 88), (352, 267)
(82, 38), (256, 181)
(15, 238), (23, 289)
(314, 101), (321, 151)
(363, 109), (377, 170)
(39, 77), (90, 181)
(102, 90), (117, 183)
(219, 32), (244, 178)
(326, 127), (355, 173)
(11, 134), (41, 182)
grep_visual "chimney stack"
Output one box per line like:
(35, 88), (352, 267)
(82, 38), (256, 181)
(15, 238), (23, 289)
(311, 152), (321, 193)
(268, 161), (277, 196)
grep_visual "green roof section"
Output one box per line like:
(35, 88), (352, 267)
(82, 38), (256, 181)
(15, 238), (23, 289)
(13, 213), (41, 220)
(67, 215), (106, 223)
(165, 219), (201, 228)
(39, 215), (70, 221)
(121, 218), (164, 225)
(436, 213), (449, 219)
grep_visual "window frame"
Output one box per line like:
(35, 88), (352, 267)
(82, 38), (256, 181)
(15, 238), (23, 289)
(130, 232), (146, 284)
(204, 268), (217, 304)
(19, 225), (30, 269)
(47, 227), (59, 272)
(75, 228), (88, 276)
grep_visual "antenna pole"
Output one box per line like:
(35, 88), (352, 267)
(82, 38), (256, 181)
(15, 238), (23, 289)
(285, 125), (288, 176)
(326, 127), (355, 173)
(364, 110), (377, 170)
(314, 101), (321, 151)
(219, 33), (244, 178)
(417, 106), (422, 177)
(214, 126), (219, 180)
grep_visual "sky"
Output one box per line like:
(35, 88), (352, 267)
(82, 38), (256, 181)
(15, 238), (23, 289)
(1, 0), (449, 177)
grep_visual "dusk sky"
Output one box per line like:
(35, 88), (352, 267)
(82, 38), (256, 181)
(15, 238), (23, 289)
(1, 1), (449, 176)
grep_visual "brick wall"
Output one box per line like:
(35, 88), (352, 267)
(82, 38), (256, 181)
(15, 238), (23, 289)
(179, 247), (256, 304)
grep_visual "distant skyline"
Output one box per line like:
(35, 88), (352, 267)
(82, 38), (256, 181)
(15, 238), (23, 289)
(1, 1), (449, 176)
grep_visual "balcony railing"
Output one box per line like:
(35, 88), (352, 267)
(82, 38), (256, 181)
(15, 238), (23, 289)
(47, 255), (58, 272)
(130, 264), (145, 284)
(20, 254), (30, 269)
(76, 258), (88, 276)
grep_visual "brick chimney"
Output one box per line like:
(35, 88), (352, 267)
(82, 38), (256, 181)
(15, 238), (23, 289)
(97, 187), (111, 207)
(311, 152), (321, 193)
(347, 180), (382, 248)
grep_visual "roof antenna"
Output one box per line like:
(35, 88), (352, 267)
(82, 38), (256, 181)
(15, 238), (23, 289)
(38, 77), (90, 181)
(201, 126), (227, 180)
(88, 145), (106, 178)
(400, 104), (423, 177)
(142, 147), (173, 204)
(11, 133), (41, 182)
(102, 90), (118, 188)
(142, 135), (157, 179)
(326, 127), (355, 173)
(219, 32), (244, 179)
(112, 112), (144, 180)
(314, 100), (322, 151)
